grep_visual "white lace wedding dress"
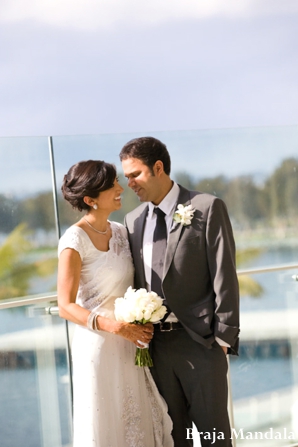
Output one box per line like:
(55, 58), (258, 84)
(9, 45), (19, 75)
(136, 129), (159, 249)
(58, 222), (173, 447)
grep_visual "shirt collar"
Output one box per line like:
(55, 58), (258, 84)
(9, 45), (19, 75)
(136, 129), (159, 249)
(148, 182), (180, 219)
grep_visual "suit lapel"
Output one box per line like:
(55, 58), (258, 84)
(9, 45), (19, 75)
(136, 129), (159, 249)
(163, 185), (191, 279)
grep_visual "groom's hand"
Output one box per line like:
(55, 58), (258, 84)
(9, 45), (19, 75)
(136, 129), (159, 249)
(221, 346), (228, 355)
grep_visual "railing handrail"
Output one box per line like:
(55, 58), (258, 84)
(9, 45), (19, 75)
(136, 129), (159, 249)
(0, 262), (297, 310)
(237, 262), (298, 275)
(0, 293), (57, 310)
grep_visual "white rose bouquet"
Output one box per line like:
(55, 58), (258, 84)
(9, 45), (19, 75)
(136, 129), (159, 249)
(114, 286), (167, 366)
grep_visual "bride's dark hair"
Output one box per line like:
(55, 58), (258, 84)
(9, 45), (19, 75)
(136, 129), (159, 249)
(61, 160), (117, 211)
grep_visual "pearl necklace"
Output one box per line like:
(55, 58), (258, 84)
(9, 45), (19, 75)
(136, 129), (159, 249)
(83, 217), (108, 235)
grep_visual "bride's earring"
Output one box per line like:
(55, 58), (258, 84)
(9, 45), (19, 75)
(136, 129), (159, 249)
(93, 204), (98, 210)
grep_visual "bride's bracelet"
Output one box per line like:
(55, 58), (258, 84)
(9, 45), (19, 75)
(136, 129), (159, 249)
(87, 309), (100, 332)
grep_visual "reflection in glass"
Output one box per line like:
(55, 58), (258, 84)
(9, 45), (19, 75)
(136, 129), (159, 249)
(51, 128), (298, 446)
(52, 127), (298, 268)
(0, 304), (72, 447)
(0, 138), (58, 301)
(1, 126), (298, 446)
(230, 268), (298, 445)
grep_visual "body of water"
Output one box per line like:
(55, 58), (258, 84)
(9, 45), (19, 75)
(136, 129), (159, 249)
(0, 246), (298, 446)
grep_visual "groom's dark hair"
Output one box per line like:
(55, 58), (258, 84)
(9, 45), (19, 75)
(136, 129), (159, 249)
(119, 137), (171, 175)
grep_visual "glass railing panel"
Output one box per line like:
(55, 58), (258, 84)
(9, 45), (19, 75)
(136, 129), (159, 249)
(0, 137), (58, 302)
(0, 300), (72, 447)
(230, 268), (298, 446)
(35, 126), (298, 447)
(52, 126), (298, 270)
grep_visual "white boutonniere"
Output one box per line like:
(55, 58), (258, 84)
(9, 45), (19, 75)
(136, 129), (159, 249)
(173, 204), (195, 226)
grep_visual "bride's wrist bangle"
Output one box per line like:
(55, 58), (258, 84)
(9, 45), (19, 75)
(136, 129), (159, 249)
(87, 309), (100, 332)
(95, 315), (100, 331)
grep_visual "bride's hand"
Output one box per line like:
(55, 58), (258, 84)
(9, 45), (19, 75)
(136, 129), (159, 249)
(115, 322), (154, 346)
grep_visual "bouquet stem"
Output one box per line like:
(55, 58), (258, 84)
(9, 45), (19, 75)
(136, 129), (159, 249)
(135, 347), (153, 367)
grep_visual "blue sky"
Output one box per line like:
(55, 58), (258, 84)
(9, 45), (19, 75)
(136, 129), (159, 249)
(0, 0), (298, 137)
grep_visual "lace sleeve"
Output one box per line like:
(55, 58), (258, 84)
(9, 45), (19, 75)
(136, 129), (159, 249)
(110, 221), (132, 258)
(58, 227), (85, 259)
(114, 221), (129, 239)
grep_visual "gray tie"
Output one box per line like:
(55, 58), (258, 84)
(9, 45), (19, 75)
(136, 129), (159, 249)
(151, 208), (169, 308)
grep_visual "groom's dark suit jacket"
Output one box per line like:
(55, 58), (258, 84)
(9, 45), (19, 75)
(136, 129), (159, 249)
(124, 185), (240, 355)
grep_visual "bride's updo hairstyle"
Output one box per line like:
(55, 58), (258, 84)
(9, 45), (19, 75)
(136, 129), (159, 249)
(61, 160), (117, 211)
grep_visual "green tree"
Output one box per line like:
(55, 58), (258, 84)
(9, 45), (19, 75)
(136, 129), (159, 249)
(264, 157), (298, 222)
(0, 194), (21, 233)
(195, 175), (229, 199)
(174, 171), (197, 190)
(225, 176), (267, 227)
(20, 191), (56, 231)
(236, 248), (264, 298)
(0, 224), (57, 300)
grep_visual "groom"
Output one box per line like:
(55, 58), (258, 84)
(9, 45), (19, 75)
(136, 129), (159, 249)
(120, 137), (239, 447)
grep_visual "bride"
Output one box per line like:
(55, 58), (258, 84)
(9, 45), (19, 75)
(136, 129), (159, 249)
(57, 159), (173, 447)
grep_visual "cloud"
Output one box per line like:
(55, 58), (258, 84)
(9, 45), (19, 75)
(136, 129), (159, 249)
(1, 0), (298, 30)
(0, 1), (297, 137)
(1, 11), (298, 137)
